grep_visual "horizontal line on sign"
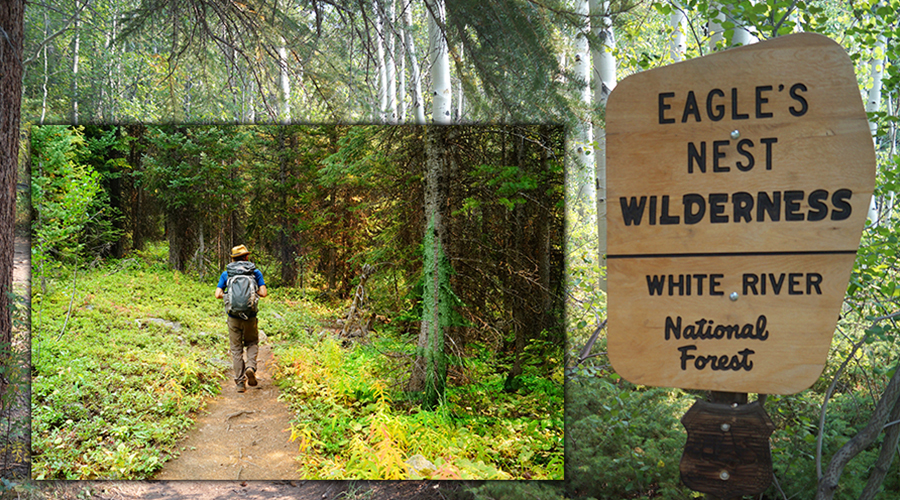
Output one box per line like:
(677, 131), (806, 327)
(606, 249), (859, 259)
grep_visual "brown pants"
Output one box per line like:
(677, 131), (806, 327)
(227, 315), (258, 384)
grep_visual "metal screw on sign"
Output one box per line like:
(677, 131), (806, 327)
(730, 129), (740, 139)
(729, 292), (739, 301)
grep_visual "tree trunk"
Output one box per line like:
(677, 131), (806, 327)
(816, 360), (900, 500)
(167, 207), (193, 272)
(385, 0), (398, 123)
(411, 125), (450, 408)
(865, 35), (886, 224)
(279, 130), (297, 286)
(278, 37), (291, 123)
(402, 0), (426, 124)
(398, 10), (408, 123)
(0, 0), (23, 362)
(426, 0), (451, 124)
(572, 0), (595, 218)
(591, 0), (616, 286)
(455, 50), (465, 121)
(129, 125), (146, 252)
(669, 3), (687, 62)
(374, 0), (388, 121)
(41, 9), (49, 124)
(71, 0), (82, 124)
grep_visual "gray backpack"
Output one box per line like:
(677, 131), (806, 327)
(224, 261), (259, 319)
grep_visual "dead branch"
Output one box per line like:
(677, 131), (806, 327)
(576, 319), (607, 365)
(815, 311), (900, 500)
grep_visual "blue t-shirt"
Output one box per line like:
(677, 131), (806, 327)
(217, 269), (265, 290)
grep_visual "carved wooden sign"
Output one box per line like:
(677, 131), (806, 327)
(606, 33), (875, 394)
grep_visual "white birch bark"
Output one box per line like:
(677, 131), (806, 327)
(708, 6), (725, 51)
(427, 0), (452, 124)
(572, 0), (595, 215)
(398, 17), (408, 123)
(402, 0), (426, 124)
(385, 0), (398, 123)
(72, 0), (82, 124)
(888, 96), (897, 219)
(278, 37), (291, 124)
(374, 0), (388, 122)
(709, 2), (756, 52)
(867, 35), (887, 137)
(866, 34), (887, 224)
(591, 0), (616, 278)
(41, 9), (49, 125)
(669, 4), (687, 62)
(592, 0), (616, 104)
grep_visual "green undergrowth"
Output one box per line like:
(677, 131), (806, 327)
(31, 245), (564, 481)
(271, 330), (564, 480)
(31, 250), (229, 479)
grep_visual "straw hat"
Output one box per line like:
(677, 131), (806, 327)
(230, 245), (250, 258)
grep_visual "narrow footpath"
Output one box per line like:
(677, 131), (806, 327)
(155, 339), (300, 480)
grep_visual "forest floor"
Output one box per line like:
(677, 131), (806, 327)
(2, 233), (32, 479)
(153, 340), (300, 481)
(41, 479), (463, 500)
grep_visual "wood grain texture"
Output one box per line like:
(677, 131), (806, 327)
(606, 33), (875, 394)
(680, 400), (775, 497)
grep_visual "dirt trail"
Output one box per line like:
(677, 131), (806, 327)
(155, 340), (301, 480)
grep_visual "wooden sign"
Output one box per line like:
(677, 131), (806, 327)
(680, 400), (775, 497)
(606, 33), (875, 394)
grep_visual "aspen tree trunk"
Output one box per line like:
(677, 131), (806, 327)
(427, 0), (451, 124)
(669, 3), (687, 62)
(385, 0), (398, 123)
(867, 35), (887, 138)
(41, 10), (49, 124)
(278, 36), (291, 124)
(887, 95), (897, 218)
(374, 0), (388, 121)
(403, 0), (426, 124)
(866, 34), (886, 224)
(709, 2), (755, 52)
(572, 0), (595, 218)
(398, 17), (408, 122)
(71, 0), (82, 124)
(591, 0), (616, 282)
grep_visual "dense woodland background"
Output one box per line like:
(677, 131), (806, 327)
(0, 0), (897, 498)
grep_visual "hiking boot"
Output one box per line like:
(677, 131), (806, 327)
(246, 368), (257, 387)
(236, 381), (246, 393)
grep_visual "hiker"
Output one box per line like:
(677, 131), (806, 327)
(215, 245), (268, 393)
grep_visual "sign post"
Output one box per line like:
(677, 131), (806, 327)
(605, 33), (875, 497)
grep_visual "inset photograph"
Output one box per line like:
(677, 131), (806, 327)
(29, 124), (565, 480)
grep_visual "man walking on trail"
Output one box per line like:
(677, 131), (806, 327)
(215, 245), (268, 393)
